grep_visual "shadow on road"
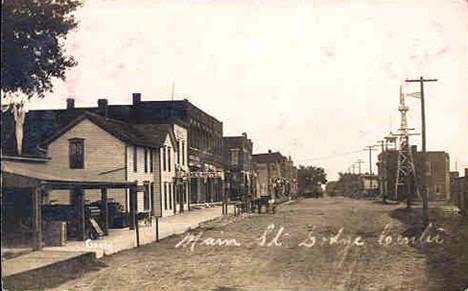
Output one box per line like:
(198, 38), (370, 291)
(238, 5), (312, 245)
(3, 257), (108, 290)
(372, 200), (400, 206)
(389, 206), (468, 290)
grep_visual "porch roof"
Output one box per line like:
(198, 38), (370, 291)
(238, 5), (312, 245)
(1, 160), (136, 190)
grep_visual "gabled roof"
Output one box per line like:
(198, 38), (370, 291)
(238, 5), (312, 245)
(41, 111), (176, 149)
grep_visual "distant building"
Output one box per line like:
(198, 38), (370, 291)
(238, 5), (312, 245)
(253, 150), (297, 202)
(414, 150), (450, 201)
(223, 133), (255, 202)
(450, 169), (468, 214)
(377, 145), (450, 201)
(361, 173), (379, 191)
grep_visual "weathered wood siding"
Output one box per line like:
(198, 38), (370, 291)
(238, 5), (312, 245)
(46, 119), (126, 206)
(126, 145), (154, 212)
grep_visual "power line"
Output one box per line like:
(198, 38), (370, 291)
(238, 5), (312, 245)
(301, 149), (364, 162)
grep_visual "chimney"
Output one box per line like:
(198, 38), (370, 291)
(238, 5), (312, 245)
(268, 149), (272, 153)
(66, 98), (75, 110)
(133, 93), (141, 105)
(98, 98), (108, 117)
(242, 132), (247, 138)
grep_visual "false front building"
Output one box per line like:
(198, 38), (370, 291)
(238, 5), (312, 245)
(253, 150), (298, 202)
(377, 145), (450, 201)
(223, 133), (255, 202)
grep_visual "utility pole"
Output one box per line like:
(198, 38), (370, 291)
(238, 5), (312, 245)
(356, 159), (364, 175)
(405, 76), (437, 225)
(364, 145), (378, 190)
(376, 140), (385, 201)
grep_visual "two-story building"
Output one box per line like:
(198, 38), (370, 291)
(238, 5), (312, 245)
(253, 150), (292, 202)
(2, 94), (224, 205)
(2, 102), (190, 218)
(377, 145), (450, 201)
(223, 133), (255, 202)
(39, 111), (189, 217)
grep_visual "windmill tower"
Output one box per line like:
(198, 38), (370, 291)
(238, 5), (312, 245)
(394, 85), (420, 205)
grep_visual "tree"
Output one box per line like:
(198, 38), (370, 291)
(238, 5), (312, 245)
(297, 165), (327, 197)
(335, 173), (363, 197)
(2, 0), (81, 99)
(2, 0), (81, 154)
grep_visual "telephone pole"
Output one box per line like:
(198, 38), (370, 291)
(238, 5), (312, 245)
(405, 76), (437, 225)
(364, 145), (378, 189)
(376, 140), (385, 201)
(356, 159), (365, 175)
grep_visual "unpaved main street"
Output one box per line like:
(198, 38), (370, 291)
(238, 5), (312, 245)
(9, 197), (468, 290)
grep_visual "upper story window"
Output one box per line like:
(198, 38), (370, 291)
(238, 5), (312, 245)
(177, 141), (180, 164)
(133, 145), (138, 172)
(69, 138), (84, 169)
(181, 141), (185, 166)
(231, 149), (239, 165)
(163, 146), (167, 171)
(144, 148), (148, 173)
(168, 147), (172, 171)
(150, 149), (153, 173)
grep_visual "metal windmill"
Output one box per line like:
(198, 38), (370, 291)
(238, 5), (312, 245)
(393, 85), (420, 204)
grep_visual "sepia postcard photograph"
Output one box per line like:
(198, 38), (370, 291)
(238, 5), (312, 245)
(1, 0), (468, 290)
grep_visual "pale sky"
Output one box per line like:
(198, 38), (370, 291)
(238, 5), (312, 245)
(30, 0), (468, 180)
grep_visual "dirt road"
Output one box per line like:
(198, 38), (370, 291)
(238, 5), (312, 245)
(9, 197), (468, 290)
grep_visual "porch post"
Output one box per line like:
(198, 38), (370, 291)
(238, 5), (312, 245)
(101, 188), (109, 236)
(129, 186), (136, 230)
(32, 187), (43, 251)
(173, 183), (177, 215)
(187, 180), (191, 211)
(155, 216), (159, 242)
(74, 188), (86, 241)
(179, 183), (184, 213)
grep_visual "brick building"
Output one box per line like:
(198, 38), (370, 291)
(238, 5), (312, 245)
(377, 145), (450, 201)
(223, 133), (255, 202)
(253, 150), (297, 202)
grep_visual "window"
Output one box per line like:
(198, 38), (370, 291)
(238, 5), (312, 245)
(144, 148), (148, 173)
(144, 184), (150, 210)
(182, 141), (185, 166)
(164, 183), (168, 210)
(231, 149), (239, 165)
(69, 139), (84, 169)
(177, 141), (180, 164)
(133, 145), (138, 172)
(150, 149), (153, 173)
(169, 182), (172, 209)
(163, 146), (167, 171)
(168, 147), (171, 171)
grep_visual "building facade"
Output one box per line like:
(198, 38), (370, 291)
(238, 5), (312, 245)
(253, 150), (297, 202)
(450, 169), (468, 215)
(41, 111), (189, 217)
(2, 106), (190, 218)
(223, 133), (255, 202)
(377, 146), (450, 201)
(2, 94), (224, 205)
